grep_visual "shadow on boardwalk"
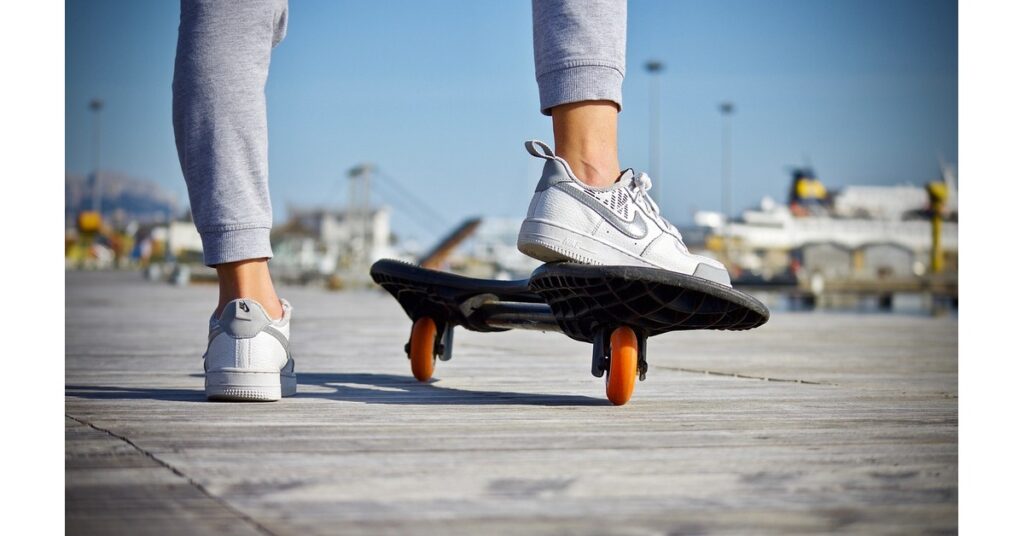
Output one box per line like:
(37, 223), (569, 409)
(66, 372), (607, 406)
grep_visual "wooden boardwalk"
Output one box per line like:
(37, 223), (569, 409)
(66, 271), (957, 535)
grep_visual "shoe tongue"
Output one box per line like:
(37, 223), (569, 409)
(616, 169), (635, 184)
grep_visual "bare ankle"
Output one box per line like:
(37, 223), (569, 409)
(214, 258), (284, 319)
(550, 100), (621, 188)
(560, 154), (621, 188)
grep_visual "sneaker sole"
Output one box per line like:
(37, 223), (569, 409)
(206, 370), (297, 402)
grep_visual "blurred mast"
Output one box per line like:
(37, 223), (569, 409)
(348, 163), (374, 267)
(719, 101), (734, 219)
(89, 99), (104, 213)
(645, 60), (663, 202)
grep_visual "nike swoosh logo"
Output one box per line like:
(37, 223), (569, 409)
(555, 183), (649, 239)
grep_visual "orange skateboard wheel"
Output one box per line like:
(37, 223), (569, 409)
(606, 326), (639, 405)
(409, 317), (437, 382)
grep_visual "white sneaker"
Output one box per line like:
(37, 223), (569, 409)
(517, 140), (731, 286)
(204, 298), (296, 401)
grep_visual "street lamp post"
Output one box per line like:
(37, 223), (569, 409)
(89, 98), (104, 213)
(719, 101), (734, 220)
(645, 60), (664, 202)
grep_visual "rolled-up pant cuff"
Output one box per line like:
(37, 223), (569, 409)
(199, 226), (273, 266)
(537, 64), (624, 116)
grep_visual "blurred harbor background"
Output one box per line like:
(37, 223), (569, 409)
(65, 0), (957, 314)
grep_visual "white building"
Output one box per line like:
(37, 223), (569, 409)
(287, 206), (393, 264)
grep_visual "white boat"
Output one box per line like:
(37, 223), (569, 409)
(694, 163), (958, 283)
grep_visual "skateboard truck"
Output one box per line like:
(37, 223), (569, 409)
(437, 322), (454, 362)
(404, 318), (454, 362)
(637, 333), (648, 381)
(590, 330), (608, 378)
(591, 327), (649, 381)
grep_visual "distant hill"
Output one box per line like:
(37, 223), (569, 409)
(65, 172), (180, 226)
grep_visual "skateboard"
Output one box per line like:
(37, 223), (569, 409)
(370, 259), (769, 405)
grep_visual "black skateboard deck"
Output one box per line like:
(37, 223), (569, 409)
(370, 259), (769, 405)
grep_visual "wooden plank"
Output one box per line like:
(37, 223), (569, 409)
(65, 417), (267, 536)
(66, 271), (957, 534)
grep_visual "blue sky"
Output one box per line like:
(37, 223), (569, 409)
(66, 0), (957, 241)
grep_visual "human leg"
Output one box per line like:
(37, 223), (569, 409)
(173, 0), (295, 401)
(521, 0), (731, 285)
(172, 0), (289, 319)
(532, 0), (626, 187)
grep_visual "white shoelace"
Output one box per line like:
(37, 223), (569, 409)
(630, 172), (670, 227)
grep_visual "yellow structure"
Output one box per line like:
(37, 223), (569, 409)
(77, 211), (102, 233)
(926, 181), (948, 273)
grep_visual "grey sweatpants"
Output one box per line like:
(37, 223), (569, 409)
(173, 0), (626, 266)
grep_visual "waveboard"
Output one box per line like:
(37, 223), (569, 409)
(370, 259), (769, 405)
